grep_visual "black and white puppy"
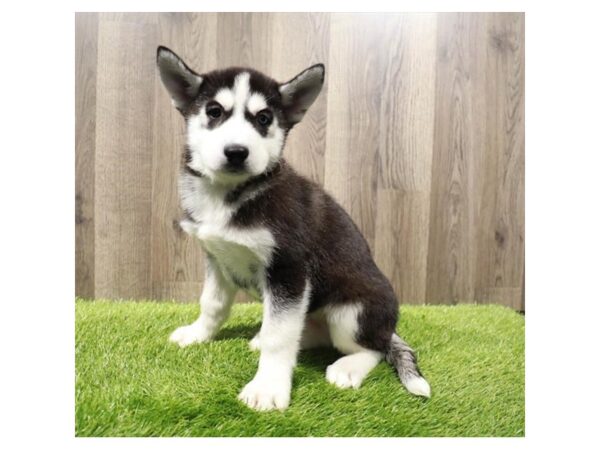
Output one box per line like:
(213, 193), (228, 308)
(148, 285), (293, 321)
(157, 46), (430, 411)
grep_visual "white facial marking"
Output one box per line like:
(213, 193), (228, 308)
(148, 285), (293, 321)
(233, 72), (251, 112)
(185, 71), (285, 185)
(214, 88), (235, 111)
(247, 92), (267, 115)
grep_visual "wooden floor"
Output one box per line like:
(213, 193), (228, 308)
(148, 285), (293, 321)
(76, 12), (525, 310)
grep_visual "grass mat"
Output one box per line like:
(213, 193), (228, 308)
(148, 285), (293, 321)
(75, 301), (524, 437)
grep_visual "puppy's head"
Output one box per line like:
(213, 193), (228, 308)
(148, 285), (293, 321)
(157, 46), (324, 185)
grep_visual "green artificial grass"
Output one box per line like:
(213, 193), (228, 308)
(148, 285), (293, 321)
(75, 300), (524, 437)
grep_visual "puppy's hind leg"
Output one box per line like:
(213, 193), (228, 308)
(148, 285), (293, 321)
(324, 304), (383, 389)
(326, 351), (383, 389)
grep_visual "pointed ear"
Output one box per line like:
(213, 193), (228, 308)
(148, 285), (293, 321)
(156, 46), (203, 112)
(279, 64), (325, 125)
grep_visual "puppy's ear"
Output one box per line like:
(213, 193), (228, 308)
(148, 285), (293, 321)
(156, 46), (202, 112)
(279, 64), (325, 125)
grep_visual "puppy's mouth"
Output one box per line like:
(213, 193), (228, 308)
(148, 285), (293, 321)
(223, 162), (247, 174)
(213, 164), (254, 185)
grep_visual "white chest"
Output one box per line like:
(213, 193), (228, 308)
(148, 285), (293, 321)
(178, 173), (276, 295)
(202, 234), (264, 294)
(202, 224), (274, 297)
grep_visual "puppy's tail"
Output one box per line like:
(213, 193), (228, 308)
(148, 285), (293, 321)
(385, 333), (431, 398)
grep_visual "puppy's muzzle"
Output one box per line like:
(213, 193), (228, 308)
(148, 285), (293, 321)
(224, 145), (249, 171)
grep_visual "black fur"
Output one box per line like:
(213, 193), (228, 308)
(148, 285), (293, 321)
(158, 46), (426, 392)
(229, 160), (399, 354)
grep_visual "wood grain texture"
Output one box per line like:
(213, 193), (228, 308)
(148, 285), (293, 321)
(374, 13), (438, 305)
(217, 12), (273, 71)
(324, 14), (383, 249)
(94, 17), (158, 299)
(75, 13), (98, 298)
(149, 13), (219, 302)
(427, 13), (488, 305)
(76, 12), (525, 310)
(271, 13), (330, 184)
(476, 13), (525, 310)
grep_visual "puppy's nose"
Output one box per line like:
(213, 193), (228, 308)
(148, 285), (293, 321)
(224, 145), (249, 167)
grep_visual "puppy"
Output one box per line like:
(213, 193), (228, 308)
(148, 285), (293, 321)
(157, 46), (430, 411)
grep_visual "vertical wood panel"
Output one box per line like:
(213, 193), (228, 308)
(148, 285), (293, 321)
(94, 16), (158, 299)
(375, 190), (432, 304)
(271, 13), (330, 184)
(374, 13), (437, 304)
(324, 13), (383, 249)
(75, 12), (525, 310)
(75, 12), (98, 299)
(475, 13), (525, 310)
(426, 13), (488, 304)
(216, 12), (273, 71)
(150, 13), (219, 302)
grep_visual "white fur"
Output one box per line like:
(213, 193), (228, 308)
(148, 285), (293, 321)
(249, 332), (261, 352)
(186, 72), (285, 185)
(179, 212), (275, 299)
(324, 303), (365, 354)
(247, 92), (267, 114)
(404, 376), (431, 398)
(179, 174), (275, 265)
(326, 350), (383, 389)
(214, 88), (235, 111)
(172, 173), (276, 347)
(239, 281), (311, 411)
(233, 72), (251, 111)
(179, 172), (235, 224)
(251, 312), (332, 352)
(169, 259), (237, 347)
(322, 303), (384, 389)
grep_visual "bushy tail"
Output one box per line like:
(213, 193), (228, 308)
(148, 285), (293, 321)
(385, 333), (431, 398)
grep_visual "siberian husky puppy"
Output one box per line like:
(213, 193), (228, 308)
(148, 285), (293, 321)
(157, 46), (430, 411)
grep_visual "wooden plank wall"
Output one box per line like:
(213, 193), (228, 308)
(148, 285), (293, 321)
(75, 12), (525, 310)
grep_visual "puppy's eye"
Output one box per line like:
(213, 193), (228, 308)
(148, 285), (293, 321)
(256, 110), (273, 127)
(206, 103), (223, 119)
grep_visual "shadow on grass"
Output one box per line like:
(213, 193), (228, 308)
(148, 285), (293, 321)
(298, 347), (340, 371)
(213, 322), (341, 374)
(214, 324), (260, 341)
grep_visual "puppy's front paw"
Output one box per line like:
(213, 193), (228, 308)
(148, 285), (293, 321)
(238, 377), (291, 411)
(169, 324), (210, 347)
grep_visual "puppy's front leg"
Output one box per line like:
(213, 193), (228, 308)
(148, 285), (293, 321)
(239, 278), (311, 411)
(169, 256), (236, 347)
